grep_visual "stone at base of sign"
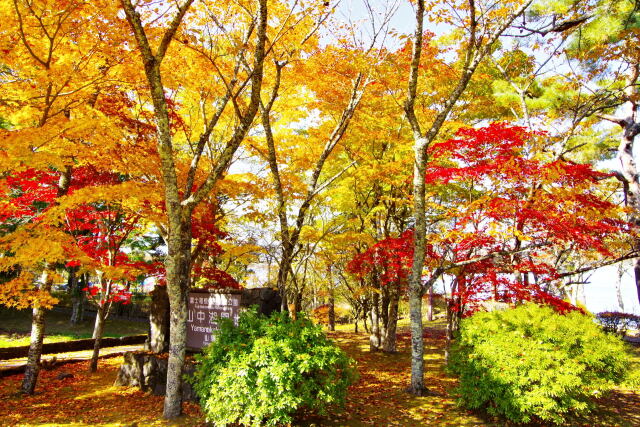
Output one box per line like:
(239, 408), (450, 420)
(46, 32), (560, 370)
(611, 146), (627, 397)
(114, 351), (197, 402)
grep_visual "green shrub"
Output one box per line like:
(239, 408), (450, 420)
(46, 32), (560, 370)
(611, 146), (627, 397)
(448, 304), (630, 425)
(191, 310), (357, 426)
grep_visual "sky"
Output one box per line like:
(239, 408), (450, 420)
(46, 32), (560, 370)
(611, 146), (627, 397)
(587, 265), (640, 314)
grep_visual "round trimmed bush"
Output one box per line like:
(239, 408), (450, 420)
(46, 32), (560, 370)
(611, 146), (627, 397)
(191, 310), (357, 426)
(448, 303), (630, 424)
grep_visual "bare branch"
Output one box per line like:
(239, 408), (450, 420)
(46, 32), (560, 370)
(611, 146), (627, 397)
(310, 160), (357, 198)
(185, 0), (269, 211)
(403, 0), (425, 139)
(597, 113), (628, 127)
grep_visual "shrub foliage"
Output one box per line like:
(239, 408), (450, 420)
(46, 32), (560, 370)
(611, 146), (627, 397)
(448, 304), (629, 424)
(191, 310), (357, 426)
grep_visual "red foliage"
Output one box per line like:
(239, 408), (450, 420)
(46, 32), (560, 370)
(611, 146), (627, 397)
(187, 200), (241, 288)
(0, 166), (142, 304)
(192, 264), (240, 289)
(428, 123), (627, 314)
(0, 169), (58, 221)
(349, 123), (629, 316)
(347, 230), (414, 289)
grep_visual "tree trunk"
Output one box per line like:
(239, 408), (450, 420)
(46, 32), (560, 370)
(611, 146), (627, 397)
(407, 132), (429, 393)
(444, 302), (454, 363)
(328, 288), (335, 332)
(294, 291), (303, 313)
(369, 292), (381, 351)
(635, 258), (640, 308)
(148, 285), (170, 353)
(352, 305), (360, 333)
(382, 287), (399, 353)
(610, 64), (640, 305)
(277, 250), (291, 312)
(408, 283), (424, 393)
(22, 168), (72, 394)
(445, 278), (464, 362)
(288, 303), (297, 320)
(380, 286), (390, 342)
(427, 286), (433, 322)
(569, 284), (578, 306)
(163, 228), (192, 419)
(89, 304), (107, 372)
(617, 262), (625, 312)
(21, 270), (50, 394)
(363, 312), (369, 334)
(69, 271), (85, 324)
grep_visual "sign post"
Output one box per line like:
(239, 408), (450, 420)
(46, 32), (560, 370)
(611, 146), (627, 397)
(187, 290), (241, 350)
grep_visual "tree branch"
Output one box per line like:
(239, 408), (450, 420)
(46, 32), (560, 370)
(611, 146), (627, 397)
(156, 0), (195, 63)
(184, 0), (269, 212)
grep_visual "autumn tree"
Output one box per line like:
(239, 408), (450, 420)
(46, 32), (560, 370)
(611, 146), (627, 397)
(423, 123), (631, 333)
(63, 190), (143, 372)
(117, 0), (313, 416)
(348, 230), (413, 352)
(346, 122), (631, 358)
(252, 1), (400, 313)
(574, 1), (640, 303)
(481, 0), (640, 306)
(400, 0), (585, 395)
(0, 0), (126, 394)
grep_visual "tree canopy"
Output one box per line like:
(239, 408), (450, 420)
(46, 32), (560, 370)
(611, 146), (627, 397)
(0, 0), (638, 417)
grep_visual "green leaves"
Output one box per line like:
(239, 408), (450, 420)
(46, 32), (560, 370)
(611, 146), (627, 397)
(448, 304), (631, 424)
(190, 310), (357, 426)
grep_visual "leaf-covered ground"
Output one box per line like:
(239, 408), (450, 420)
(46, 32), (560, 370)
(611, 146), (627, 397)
(0, 358), (203, 426)
(0, 323), (638, 426)
(317, 326), (640, 426)
(302, 327), (491, 426)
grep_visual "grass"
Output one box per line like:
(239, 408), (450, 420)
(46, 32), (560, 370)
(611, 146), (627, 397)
(0, 308), (147, 348)
(1, 317), (638, 426)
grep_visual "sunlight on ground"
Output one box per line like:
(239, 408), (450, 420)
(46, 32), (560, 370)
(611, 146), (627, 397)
(0, 358), (203, 426)
(0, 334), (76, 348)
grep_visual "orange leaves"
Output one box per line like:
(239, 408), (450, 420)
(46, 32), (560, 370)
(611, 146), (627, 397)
(0, 276), (59, 309)
(0, 358), (204, 426)
(313, 329), (486, 426)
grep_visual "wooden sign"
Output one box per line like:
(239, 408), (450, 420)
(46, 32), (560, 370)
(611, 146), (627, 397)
(187, 291), (241, 350)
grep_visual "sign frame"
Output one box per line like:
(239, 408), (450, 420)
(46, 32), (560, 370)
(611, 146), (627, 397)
(186, 289), (242, 350)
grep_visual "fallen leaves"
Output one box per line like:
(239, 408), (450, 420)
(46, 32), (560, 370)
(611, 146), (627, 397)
(0, 323), (637, 426)
(0, 358), (204, 426)
(309, 325), (491, 426)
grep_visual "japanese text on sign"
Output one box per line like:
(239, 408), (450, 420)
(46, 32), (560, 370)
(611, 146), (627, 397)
(187, 292), (241, 349)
